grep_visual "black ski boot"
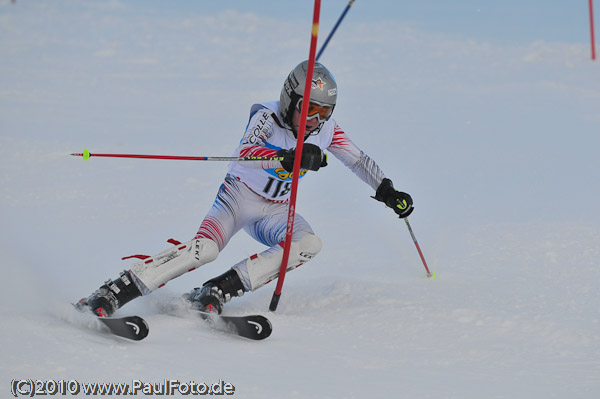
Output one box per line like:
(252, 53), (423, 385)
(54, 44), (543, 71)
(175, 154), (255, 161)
(77, 270), (142, 317)
(186, 269), (245, 314)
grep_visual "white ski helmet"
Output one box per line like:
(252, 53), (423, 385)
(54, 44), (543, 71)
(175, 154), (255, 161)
(279, 60), (338, 129)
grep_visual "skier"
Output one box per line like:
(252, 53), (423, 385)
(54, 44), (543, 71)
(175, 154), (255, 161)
(77, 61), (414, 317)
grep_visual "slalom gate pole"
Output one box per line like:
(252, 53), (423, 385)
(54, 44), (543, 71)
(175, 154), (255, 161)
(269, 0), (322, 312)
(316, 0), (355, 61)
(71, 149), (283, 162)
(404, 218), (434, 278)
(590, 0), (596, 60)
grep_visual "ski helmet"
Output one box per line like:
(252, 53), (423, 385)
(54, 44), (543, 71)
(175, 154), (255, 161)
(279, 60), (338, 130)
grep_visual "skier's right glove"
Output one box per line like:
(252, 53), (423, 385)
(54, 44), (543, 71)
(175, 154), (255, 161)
(373, 178), (414, 218)
(277, 143), (328, 172)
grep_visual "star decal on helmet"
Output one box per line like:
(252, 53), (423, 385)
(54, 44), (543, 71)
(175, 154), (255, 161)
(312, 77), (326, 90)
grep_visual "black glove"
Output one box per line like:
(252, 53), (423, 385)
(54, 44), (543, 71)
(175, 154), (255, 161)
(373, 178), (414, 218)
(277, 143), (328, 172)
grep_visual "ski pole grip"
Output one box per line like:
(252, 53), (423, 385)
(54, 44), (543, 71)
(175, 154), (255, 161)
(269, 293), (281, 312)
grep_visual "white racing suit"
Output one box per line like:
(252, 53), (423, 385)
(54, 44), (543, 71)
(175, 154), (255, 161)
(192, 101), (387, 292)
(87, 101), (389, 315)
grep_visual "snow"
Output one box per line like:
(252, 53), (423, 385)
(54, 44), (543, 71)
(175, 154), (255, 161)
(1, 1), (599, 398)
(2, 222), (599, 398)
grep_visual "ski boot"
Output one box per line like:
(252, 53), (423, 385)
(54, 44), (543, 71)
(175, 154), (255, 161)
(77, 270), (142, 317)
(186, 269), (245, 314)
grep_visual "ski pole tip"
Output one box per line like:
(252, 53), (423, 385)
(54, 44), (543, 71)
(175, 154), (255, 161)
(269, 293), (281, 312)
(70, 150), (90, 160)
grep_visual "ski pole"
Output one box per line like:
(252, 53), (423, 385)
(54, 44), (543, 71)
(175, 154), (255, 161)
(71, 149), (283, 162)
(404, 217), (435, 278)
(590, 0), (596, 60)
(316, 0), (355, 61)
(269, 0), (322, 312)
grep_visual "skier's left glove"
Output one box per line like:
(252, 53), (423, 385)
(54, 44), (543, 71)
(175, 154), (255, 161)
(373, 178), (414, 218)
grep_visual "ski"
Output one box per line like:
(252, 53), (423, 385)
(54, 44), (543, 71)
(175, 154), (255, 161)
(195, 311), (272, 340)
(97, 315), (149, 341)
(72, 303), (149, 341)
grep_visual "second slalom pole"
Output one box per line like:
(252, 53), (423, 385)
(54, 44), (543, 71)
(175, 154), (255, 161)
(316, 0), (355, 61)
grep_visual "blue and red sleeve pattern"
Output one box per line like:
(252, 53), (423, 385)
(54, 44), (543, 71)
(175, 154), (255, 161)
(234, 110), (282, 170)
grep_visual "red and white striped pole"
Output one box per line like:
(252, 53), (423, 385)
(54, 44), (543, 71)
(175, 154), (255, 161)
(591, 0), (596, 60)
(269, 0), (322, 312)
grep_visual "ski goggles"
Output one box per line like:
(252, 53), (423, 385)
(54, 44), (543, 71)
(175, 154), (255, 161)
(296, 99), (334, 123)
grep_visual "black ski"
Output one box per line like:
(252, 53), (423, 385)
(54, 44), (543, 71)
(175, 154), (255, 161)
(97, 315), (149, 341)
(195, 311), (272, 340)
(73, 303), (149, 341)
